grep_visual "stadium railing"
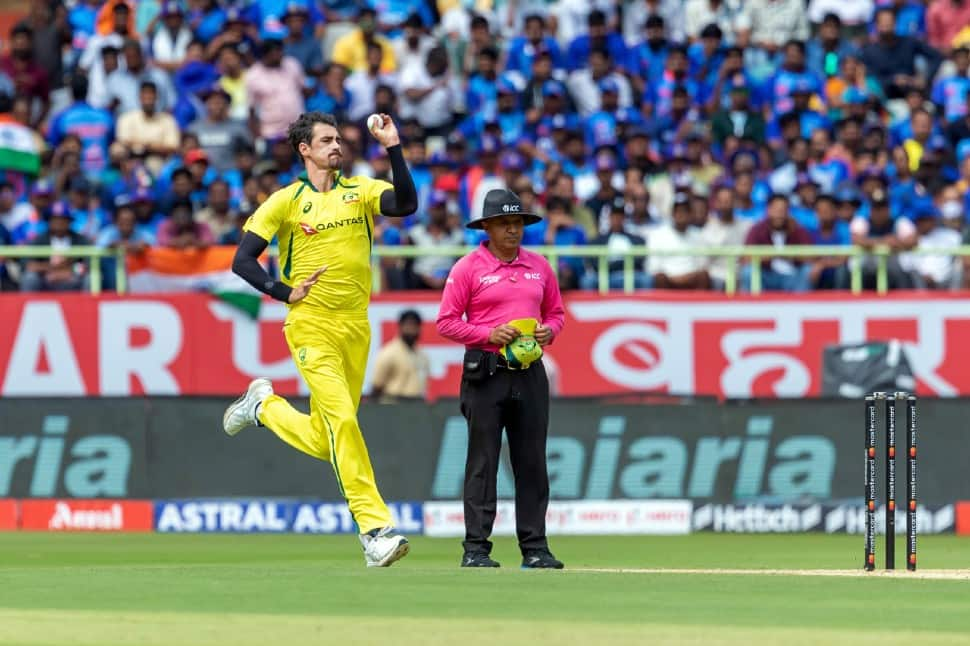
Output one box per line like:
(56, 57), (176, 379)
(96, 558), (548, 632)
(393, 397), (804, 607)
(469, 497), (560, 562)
(2, 245), (969, 295)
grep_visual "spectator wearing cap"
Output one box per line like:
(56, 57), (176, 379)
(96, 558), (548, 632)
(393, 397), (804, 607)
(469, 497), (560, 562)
(20, 202), (90, 292)
(807, 14), (860, 81)
(931, 47), (970, 123)
(741, 194), (815, 292)
(466, 47), (501, 115)
(504, 14), (565, 81)
(106, 40), (176, 115)
(1, 25), (50, 127)
(157, 199), (214, 249)
(850, 188), (919, 288)
(370, 309), (430, 401)
(306, 63), (352, 120)
(585, 79), (643, 152)
(9, 181), (54, 244)
(927, 0), (970, 53)
(332, 7), (397, 74)
(116, 81), (180, 174)
(648, 193), (712, 289)
(195, 179), (237, 241)
(699, 183), (753, 288)
(47, 75), (115, 179)
(568, 48), (632, 116)
(346, 41), (398, 122)
(151, 0), (193, 73)
(684, 0), (751, 44)
(245, 38), (305, 140)
(862, 8), (943, 99)
(399, 46), (456, 136)
(409, 190), (465, 289)
(566, 10), (628, 74)
(188, 84), (252, 173)
(581, 199), (650, 290)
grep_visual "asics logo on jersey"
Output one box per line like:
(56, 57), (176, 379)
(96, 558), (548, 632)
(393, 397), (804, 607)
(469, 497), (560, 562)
(302, 202), (312, 213)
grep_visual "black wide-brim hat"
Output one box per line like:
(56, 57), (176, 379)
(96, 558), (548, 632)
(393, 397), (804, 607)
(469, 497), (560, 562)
(466, 189), (542, 230)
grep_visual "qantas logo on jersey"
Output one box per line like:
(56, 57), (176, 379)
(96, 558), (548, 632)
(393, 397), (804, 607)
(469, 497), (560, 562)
(298, 217), (366, 236)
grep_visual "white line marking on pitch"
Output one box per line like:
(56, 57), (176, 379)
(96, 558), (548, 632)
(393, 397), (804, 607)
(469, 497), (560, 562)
(570, 568), (970, 580)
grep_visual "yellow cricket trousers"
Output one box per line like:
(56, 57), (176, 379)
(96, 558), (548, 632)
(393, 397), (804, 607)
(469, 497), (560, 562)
(256, 306), (392, 534)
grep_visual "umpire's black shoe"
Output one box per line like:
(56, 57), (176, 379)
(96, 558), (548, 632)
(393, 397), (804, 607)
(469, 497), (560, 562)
(461, 552), (500, 568)
(521, 549), (564, 569)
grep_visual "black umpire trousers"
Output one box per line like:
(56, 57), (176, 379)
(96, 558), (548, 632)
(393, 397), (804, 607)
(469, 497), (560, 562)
(459, 358), (550, 555)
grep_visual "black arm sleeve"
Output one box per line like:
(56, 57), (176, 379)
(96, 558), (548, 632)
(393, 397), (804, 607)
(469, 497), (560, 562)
(232, 232), (292, 303)
(378, 144), (418, 217)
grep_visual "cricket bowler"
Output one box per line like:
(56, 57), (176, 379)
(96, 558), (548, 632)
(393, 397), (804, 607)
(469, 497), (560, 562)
(223, 111), (417, 567)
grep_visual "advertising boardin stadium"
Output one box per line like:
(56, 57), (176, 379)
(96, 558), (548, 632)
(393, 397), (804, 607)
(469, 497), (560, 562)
(0, 398), (965, 506)
(2, 293), (970, 399)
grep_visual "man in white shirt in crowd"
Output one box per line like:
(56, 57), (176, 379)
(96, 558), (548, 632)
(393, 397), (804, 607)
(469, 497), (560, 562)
(398, 46), (455, 136)
(648, 192), (712, 288)
(346, 41), (398, 122)
(700, 183), (752, 289)
(907, 203), (962, 289)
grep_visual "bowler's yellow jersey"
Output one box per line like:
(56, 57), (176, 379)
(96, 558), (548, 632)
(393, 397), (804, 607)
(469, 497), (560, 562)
(245, 172), (392, 314)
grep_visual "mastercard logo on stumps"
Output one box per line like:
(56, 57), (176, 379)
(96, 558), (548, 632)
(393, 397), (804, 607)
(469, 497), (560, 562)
(502, 318), (544, 369)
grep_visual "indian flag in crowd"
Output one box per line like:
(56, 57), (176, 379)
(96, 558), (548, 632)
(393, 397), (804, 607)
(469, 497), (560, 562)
(127, 247), (265, 319)
(0, 117), (41, 176)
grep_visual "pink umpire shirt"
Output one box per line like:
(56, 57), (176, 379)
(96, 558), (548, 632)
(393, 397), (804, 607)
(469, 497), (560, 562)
(436, 241), (566, 352)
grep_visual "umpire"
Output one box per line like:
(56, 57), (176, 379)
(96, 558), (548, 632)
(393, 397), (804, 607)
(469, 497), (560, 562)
(436, 189), (566, 569)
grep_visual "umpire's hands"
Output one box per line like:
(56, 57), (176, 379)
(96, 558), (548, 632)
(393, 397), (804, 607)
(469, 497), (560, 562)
(535, 323), (554, 346)
(288, 266), (328, 303)
(488, 324), (521, 346)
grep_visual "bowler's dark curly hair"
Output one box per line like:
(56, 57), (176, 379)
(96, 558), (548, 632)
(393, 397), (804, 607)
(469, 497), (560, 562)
(287, 112), (339, 157)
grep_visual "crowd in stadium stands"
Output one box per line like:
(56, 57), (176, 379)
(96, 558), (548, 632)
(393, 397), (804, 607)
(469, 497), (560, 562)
(1, 0), (970, 292)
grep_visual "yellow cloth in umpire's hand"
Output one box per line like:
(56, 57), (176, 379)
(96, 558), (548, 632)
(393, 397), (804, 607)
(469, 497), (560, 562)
(501, 318), (543, 369)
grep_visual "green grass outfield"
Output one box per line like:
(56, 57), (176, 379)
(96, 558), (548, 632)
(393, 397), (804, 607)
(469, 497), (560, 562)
(1, 533), (969, 646)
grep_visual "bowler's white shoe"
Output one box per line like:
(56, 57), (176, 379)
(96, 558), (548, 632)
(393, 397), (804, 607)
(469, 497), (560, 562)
(361, 527), (410, 567)
(223, 378), (273, 436)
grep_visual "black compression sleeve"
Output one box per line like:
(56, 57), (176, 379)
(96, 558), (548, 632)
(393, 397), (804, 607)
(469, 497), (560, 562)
(379, 144), (418, 217)
(233, 232), (292, 303)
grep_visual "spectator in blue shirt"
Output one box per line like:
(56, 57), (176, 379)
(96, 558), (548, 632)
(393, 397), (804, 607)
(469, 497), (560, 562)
(504, 13), (564, 80)
(47, 74), (115, 179)
(810, 193), (851, 288)
(806, 13), (859, 80)
(932, 47), (970, 123)
(566, 9), (628, 74)
(307, 63), (352, 120)
(97, 197), (154, 290)
(688, 24), (727, 88)
(767, 41), (823, 116)
(890, 0), (926, 37)
(646, 46), (701, 119)
(628, 15), (670, 97)
(466, 46), (500, 114)
(537, 195), (588, 289)
(282, 3), (324, 72)
(66, 176), (108, 242)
